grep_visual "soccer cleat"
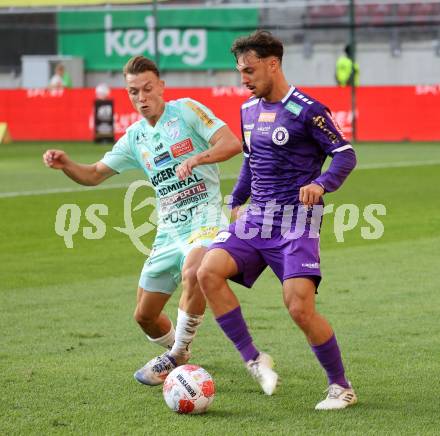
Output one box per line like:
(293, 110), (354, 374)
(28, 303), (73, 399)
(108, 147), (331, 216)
(246, 352), (279, 395)
(134, 352), (188, 386)
(315, 382), (357, 410)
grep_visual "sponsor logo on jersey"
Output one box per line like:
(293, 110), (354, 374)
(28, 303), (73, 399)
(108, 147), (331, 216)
(243, 123), (254, 130)
(154, 142), (164, 152)
(185, 101), (214, 127)
(154, 151), (172, 167)
(293, 91), (314, 105)
(157, 173), (203, 195)
(136, 132), (148, 142)
(160, 181), (207, 209)
(244, 131), (251, 147)
(312, 115), (340, 144)
(258, 112), (276, 123)
(301, 262), (320, 269)
(257, 126), (271, 135)
(163, 202), (209, 225)
(165, 117), (178, 126)
(151, 164), (178, 187)
(285, 101), (303, 116)
(213, 231), (231, 243)
(164, 117), (180, 140)
(171, 138), (194, 158)
(272, 126), (289, 145)
(187, 226), (219, 244)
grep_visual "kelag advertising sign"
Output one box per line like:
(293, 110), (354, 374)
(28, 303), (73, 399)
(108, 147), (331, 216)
(58, 8), (258, 70)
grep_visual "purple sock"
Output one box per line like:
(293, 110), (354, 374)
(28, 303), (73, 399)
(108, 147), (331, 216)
(216, 306), (259, 362)
(311, 334), (349, 388)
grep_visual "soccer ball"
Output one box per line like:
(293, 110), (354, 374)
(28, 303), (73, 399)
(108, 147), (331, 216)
(163, 365), (215, 414)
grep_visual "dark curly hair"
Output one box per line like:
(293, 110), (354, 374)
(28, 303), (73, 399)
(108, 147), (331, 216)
(231, 30), (283, 62)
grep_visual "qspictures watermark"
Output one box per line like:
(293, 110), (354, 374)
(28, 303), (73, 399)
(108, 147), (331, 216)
(54, 180), (386, 253)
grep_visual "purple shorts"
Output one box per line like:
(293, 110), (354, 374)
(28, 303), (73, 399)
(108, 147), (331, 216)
(209, 221), (322, 289)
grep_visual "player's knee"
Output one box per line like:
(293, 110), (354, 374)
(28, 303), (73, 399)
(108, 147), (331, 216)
(197, 264), (220, 295)
(182, 265), (198, 288)
(289, 305), (313, 330)
(133, 306), (156, 327)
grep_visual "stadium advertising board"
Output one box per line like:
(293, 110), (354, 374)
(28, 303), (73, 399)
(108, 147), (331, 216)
(2, 86), (439, 142)
(57, 8), (258, 71)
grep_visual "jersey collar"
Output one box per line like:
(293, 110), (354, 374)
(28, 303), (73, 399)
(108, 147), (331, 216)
(281, 85), (295, 103)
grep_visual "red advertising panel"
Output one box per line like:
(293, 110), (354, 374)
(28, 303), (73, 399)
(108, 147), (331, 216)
(0, 86), (439, 142)
(356, 85), (440, 141)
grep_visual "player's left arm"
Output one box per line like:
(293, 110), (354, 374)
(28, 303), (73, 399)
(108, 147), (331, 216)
(300, 106), (357, 206)
(176, 99), (241, 180)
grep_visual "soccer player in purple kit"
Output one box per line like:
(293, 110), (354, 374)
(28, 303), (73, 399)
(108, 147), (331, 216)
(198, 31), (358, 410)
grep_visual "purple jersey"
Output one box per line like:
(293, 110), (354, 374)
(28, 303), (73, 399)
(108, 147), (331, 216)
(231, 86), (356, 223)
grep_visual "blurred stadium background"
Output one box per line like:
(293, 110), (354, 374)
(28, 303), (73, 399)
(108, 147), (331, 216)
(0, 0), (440, 142)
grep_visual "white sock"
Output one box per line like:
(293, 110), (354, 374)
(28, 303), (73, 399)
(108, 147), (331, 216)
(170, 308), (204, 359)
(146, 323), (175, 349)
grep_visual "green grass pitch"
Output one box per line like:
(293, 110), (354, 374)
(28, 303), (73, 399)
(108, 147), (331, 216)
(1, 142), (439, 435)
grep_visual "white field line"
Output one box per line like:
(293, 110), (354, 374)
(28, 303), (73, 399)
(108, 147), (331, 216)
(356, 160), (440, 170)
(1, 159), (439, 199)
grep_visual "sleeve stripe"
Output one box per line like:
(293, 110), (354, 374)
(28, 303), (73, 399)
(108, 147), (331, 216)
(241, 98), (260, 109)
(243, 152), (250, 158)
(332, 144), (353, 153)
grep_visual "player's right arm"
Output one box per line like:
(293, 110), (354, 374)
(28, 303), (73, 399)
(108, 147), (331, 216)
(228, 119), (252, 221)
(43, 149), (116, 186)
(44, 132), (140, 186)
(230, 151), (252, 221)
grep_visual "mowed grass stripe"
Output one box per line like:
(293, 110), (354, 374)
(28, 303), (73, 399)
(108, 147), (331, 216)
(1, 159), (440, 198)
(1, 164), (438, 292)
(1, 237), (438, 434)
(1, 142), (439, 434)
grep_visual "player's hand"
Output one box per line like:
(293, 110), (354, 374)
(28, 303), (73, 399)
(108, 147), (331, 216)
(299, 183), (325, 206)
(176, 156), (199, 180)
(43, 149), (70, 170)
(230, 206), (242, 222)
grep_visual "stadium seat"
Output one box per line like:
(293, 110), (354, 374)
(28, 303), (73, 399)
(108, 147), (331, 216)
(412, 3), (437, 22)
(368, 4), (393, 25)
(355, 4), (370, 25)
(309, 5), (347, 18)
(396, 3), (412, 22)
(396, 3), (440, 23)
(306, 5), (347, 25)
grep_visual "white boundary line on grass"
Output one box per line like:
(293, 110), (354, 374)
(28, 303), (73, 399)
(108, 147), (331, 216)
(1, 159), (440, 199)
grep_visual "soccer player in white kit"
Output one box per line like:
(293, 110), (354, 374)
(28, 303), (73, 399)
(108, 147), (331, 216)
(43, 56), (241, 385)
